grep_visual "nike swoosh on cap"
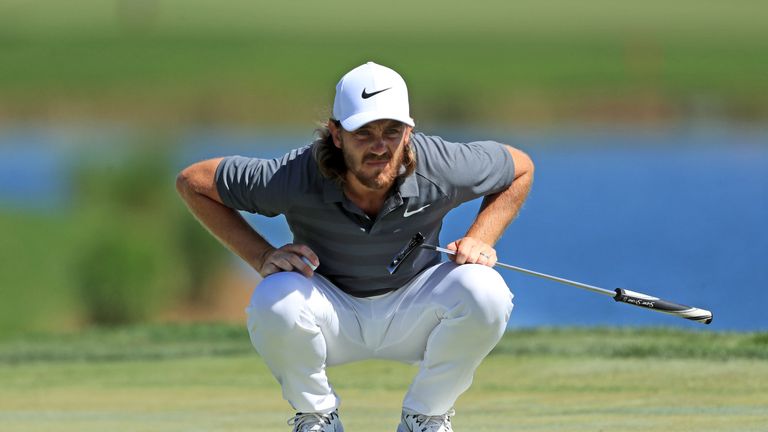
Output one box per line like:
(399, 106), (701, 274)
(361, 87), (391, 99)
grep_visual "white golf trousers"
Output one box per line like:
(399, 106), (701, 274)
(246, 262), (514, 416)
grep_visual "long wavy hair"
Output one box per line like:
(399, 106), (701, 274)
(312, 121), (417, 186)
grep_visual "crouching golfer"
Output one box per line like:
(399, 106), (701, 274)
(177, 62), (534, 432)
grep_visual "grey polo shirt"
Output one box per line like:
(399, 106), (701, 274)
(215, 132), (515, 297)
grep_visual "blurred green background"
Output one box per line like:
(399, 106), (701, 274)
(2, 0), (767, 126)
(1, 0), (767, 338)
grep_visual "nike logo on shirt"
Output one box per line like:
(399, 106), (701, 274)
(403, 204), (431, 217)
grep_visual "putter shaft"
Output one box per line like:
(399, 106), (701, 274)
(404, 238), (711, 324)
(429, 245), (622, 297)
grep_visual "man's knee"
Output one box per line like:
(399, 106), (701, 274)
(448, 264), (514, 328)
(245, 272), (326, 371)
(246, 272), (314, 332)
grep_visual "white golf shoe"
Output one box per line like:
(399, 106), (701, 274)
(397, 408), (455, 432)
(287, 410), (343, 432)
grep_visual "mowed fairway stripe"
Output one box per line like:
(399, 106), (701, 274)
(1, 354), (767, 432)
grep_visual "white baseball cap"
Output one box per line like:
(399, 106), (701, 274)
(332, 62), (415, 131)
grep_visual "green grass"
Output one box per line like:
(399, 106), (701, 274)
(1, 0), (766, 124)
(2, 324), (767, 364)
(1, 324), (767, 431)
(0, 211), (85, 337)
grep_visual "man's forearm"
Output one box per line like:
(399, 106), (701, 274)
(177, 181), (274, 272)
(465, 150), (534, 245)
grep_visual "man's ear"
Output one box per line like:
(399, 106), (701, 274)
(327, 120), (343, 149)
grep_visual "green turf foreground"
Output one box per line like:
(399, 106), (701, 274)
(1, 325), (766, 432)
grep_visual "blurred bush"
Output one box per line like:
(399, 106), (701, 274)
(74, 229), (163, 325)
(70, 140), (228, 326)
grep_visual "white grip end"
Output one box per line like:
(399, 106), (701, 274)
(301, 256), (318, 271)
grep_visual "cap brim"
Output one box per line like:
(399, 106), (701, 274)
(340, 111), (415, 131)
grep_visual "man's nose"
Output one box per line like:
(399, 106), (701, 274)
(369, 136), (387, 153)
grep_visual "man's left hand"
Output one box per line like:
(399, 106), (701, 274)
(446, 237), (497, 267)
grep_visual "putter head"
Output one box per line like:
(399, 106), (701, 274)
(387, 232), (426, 274)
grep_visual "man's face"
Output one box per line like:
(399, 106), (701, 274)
(330, 119), (412, 191)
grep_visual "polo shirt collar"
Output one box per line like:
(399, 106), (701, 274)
(397, 172), (419, 198)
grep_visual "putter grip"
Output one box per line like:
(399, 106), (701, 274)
(614, 289), (713, 324)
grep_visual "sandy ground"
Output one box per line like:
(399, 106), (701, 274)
(160, 267), (259, 324)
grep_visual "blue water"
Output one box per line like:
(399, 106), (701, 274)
(2, 127), (767, 330)
(465, 141), (767, 330)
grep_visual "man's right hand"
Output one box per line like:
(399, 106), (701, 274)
(259, 244), (319, 278)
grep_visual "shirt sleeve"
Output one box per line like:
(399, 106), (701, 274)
(418, 134), (516, 204)
(214, 147), (309, 216)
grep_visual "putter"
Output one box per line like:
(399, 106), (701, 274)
(388, 233), (713, 324)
